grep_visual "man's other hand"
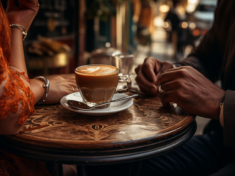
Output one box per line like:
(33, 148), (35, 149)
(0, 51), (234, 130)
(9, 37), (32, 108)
(157, 66), (225, 120)
(135, 57), (173, 96)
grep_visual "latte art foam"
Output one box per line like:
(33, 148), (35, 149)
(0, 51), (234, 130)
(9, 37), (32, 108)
(76, 65), (117, 75)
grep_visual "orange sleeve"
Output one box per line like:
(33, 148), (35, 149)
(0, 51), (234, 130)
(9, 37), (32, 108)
(0, 3), (35, 124)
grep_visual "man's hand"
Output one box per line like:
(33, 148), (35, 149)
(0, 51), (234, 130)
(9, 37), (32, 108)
(157, 66), (225, 120)
(135, 57), (173, 95)
(6, 0), (39, 31)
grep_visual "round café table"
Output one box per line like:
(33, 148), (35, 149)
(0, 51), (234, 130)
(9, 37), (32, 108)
(0, 95), (196, 176)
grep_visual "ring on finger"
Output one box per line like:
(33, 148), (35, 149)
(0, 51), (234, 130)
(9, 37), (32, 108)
(158, 85), (165, 94)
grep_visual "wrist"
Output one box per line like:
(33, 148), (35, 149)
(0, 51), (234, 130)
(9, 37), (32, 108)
(30, 79), (46, 104)
(10, 24), (27, 40)
(212, 90), (225, 120)
(8, 20), (29, 31)
(10, 27), (24, 41)
(34, 76), (50, 104)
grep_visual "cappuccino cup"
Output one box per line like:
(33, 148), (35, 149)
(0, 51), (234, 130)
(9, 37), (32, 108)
(75, 64), (131, 108)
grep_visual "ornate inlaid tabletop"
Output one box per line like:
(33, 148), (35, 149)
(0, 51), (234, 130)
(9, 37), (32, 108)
(0, 92), (196, 164)
(6, 95), (194, 150)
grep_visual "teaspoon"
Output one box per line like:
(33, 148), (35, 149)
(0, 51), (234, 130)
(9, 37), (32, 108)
(67, 94), (138, 111)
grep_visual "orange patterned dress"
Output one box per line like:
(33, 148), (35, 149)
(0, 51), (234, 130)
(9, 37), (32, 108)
(0, 2), (51, 176)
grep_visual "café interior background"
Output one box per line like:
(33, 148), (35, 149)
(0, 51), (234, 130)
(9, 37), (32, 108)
(2, 0), (216, 133)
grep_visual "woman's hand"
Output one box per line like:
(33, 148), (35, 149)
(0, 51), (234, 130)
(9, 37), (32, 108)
(6, 0), (39, 31)
(45, 75), (79, 104)
(31, 74), (79, 105)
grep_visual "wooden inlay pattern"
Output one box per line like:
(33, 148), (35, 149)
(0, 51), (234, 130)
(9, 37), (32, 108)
(11, 96), (194, 149)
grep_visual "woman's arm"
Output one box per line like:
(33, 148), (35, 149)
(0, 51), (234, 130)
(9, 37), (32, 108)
(0, 0), (79, 135)
(7, 0), (45, 103)
(9, 27), (45, 103)
(7, 0), (38, 73)
(6, 0), (79, 105)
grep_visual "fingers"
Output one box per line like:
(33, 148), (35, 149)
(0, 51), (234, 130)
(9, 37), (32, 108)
(70, 83), (79, 92)
(134, 59), (175, 96)
(142, 58), (159, 84)
(67, 75), (76, 81)
(157, 80), (183, 101)
(135, 58), (162, 94)
(157, 66), (194, 107)
(156, 68), (184, 99)
(139, 85), (157, 96)
(135, 65), (157, 94)
(142, 63), (157, 84)
(160, 91), (175, 107)
(157, 88), (177, 107)
(157, 67), (184, 86)
(157, 85), (164, 99)
(155, 61), (174, 81)
(135, 65), (141, 74)
(161, 80), (181, 92)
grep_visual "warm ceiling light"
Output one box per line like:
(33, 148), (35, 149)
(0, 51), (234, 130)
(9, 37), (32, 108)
(186, 4), (196, 13)
(188, 0), (197, 4)
(189, 22), (196, 30)
(154, 17), (163, 27)
(181, 22), (188, 29)
(159, 5), (170, 13)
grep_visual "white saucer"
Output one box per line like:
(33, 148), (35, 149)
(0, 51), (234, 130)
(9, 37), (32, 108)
(60, 92), (133, 116)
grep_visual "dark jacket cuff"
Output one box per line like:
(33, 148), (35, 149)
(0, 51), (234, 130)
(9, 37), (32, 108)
(224, 90), (235, 149)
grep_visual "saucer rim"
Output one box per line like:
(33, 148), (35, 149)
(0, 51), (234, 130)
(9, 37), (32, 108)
(60, 92), (133, 115)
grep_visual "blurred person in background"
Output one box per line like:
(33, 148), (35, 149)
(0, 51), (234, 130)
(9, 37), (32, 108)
(164, 0), (181, 60)
(0, 0), (77, 175)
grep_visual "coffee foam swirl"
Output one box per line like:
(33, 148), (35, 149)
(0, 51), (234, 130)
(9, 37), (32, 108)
(77, 65), (117, 75)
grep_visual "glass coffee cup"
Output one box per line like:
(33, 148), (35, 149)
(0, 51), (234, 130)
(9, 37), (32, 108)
(75, 64), (131, 108)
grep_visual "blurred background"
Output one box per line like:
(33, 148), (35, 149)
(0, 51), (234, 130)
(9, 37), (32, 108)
(2, 0), (217, 133)
(1, 0), (217, 77)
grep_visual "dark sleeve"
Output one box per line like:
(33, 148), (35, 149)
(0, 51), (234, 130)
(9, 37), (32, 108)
(223, 91), (235, 149)
(174, 0), (221, 83)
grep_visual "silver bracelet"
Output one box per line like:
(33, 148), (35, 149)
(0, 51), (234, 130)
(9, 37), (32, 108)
(35, 76), (50, 104)
(9, 24), (27, 40)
